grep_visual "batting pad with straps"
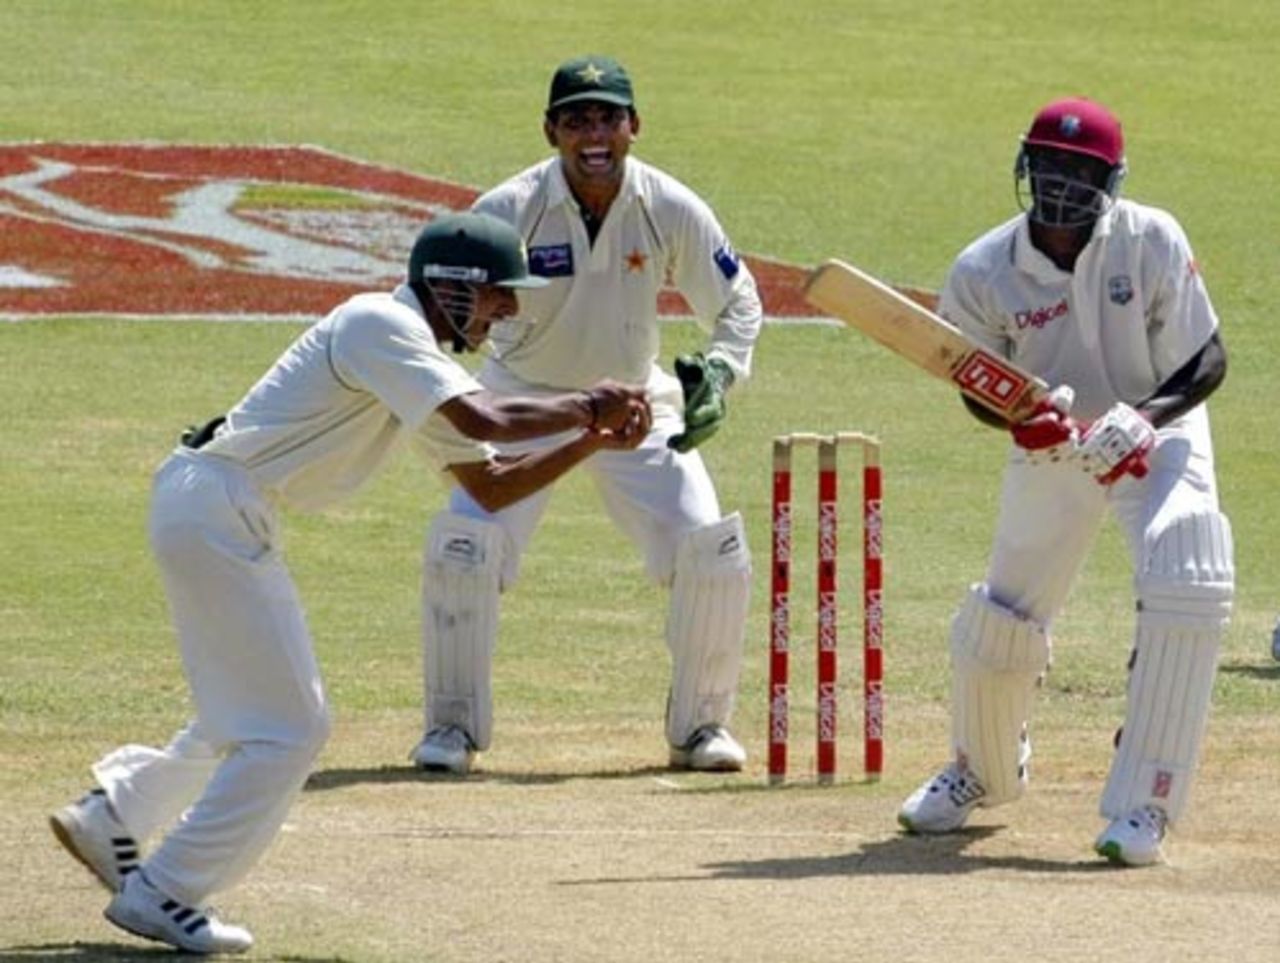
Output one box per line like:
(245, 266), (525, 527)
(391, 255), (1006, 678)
(950, 584), (1052, 805)
(422, 511), (504, 750)
(1101, 510), (1233, 824)
(665, 513), (752, 747)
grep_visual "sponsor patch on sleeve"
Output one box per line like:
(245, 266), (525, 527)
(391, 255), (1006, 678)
(713, 242), (740, 281)
(528, 243), (574, 278)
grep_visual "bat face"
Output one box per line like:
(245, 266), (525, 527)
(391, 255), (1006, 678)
(803, 259), (1049, 422)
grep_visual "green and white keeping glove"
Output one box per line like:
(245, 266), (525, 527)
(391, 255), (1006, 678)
(667, 352), (735, 453)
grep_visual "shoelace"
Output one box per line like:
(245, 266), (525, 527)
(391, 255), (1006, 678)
(1131, 805), (1168, 837)
(939, 770), (986, 806)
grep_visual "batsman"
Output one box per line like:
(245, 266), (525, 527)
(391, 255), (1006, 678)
(409, 55), (761, 774)
(898, 97), (1233, 866)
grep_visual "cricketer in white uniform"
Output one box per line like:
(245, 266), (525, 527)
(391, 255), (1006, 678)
(410, 56), (761, 775)
(49, 213), (651, 955)
(898, 98), (1232, 867)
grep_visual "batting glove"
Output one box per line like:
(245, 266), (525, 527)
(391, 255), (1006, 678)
(1011, 386), (1077, 464)
(667, 352), (734, 453)
(1076, 402), (1156, 485)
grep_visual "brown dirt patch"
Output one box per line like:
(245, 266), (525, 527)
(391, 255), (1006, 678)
(13, 713), (1278, 962)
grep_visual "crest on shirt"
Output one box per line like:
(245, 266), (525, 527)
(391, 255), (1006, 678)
(713, 242), (740, 281)
(1108, 274), (1134, 305)
(528, 243), (575, 278)
(625, 247), (648, 273)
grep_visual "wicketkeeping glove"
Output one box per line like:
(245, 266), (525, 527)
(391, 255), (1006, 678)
(667, 352), (735, 453)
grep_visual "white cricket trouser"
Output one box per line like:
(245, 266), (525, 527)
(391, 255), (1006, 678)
(985, 432), (1220, 620)
(92, 450), (329, 906)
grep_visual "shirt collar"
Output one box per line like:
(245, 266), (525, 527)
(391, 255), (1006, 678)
(547, 155), (640, 212)
(394, 282), (426, 317)
(1013, 204), (1118, 282)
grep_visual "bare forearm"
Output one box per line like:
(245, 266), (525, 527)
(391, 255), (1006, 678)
(440, 383), (648, 443)
(450, 433), (603, 513)
(1136, 332), (1227, 428)
(472, 392), (594, 442)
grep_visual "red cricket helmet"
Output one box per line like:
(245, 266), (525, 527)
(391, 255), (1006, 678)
(1023, 97), (1125, 167)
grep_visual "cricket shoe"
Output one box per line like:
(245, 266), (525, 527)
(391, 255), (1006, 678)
(410, 725), (476, 774)
(898, 764), (987, 834)
(106, 870), (252, 955)
(669, 725), (746, 772)
(50, 789), (140, 892)
(1095, 805), (1168, 867)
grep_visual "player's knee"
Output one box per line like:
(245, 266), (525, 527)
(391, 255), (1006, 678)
(672, 513), (751, 582)
(167, 723), (223, 759)
(950, 584), (1051, 674)
(1138, 510), (1233, 623)
(424, 511), (507, 587)
(282, 704), (332, 769)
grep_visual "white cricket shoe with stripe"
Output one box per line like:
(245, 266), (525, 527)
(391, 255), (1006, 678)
(105, 871), (253, 955)
(50, 789), (140, 892)
(669, 725), (746, 771)
(898, 764), (987, 834)
(1095, 805), (1168, 866)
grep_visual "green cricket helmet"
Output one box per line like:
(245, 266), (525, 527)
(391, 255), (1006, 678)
(408, 212), (548, 289)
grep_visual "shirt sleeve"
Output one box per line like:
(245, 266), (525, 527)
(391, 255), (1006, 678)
(667, 193), (763, 380)
(939, 255), (1009, 358)
(471, 186), (518, 227)
(1144, 214), (1220, 384)
(412, 408), (496, 471)
(328, 303), (485, 432)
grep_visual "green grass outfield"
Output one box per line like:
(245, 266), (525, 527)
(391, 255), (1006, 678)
(3, 3), (1278, 961)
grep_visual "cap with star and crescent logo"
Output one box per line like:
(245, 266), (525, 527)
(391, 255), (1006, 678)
(547, 56), (634, 112)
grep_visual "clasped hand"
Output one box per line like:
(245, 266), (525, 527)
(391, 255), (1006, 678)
(1010, 386), (1155, 485)
(584, 380), (652, 449)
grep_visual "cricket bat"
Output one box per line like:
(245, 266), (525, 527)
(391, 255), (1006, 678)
(803, 258), (1050, 423)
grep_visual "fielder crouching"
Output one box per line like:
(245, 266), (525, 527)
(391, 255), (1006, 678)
(410, 55), (760, 776)
(898, 97), (1233, 867)
(49, 213), (651, 954)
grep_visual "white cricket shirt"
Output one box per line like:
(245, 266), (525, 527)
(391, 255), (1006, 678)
(471, 156), (762, 407)
(940, 200), (1220, 427)
(201, 284), (491, 511)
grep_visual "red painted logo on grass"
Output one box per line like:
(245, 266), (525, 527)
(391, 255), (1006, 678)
(0, 143), (811, 318)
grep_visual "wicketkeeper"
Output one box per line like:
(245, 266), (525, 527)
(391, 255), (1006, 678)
(898, 97), (1233, 866)
(410, 55), (762, 775)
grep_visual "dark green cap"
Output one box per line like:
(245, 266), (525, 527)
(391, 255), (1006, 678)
(408, 213), (548, 289)
(547, 55), (634, 112)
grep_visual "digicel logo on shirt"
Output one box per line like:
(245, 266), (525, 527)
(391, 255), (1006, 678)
(0, 143), (812, 319)
(1015, 297), (1069, 330)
